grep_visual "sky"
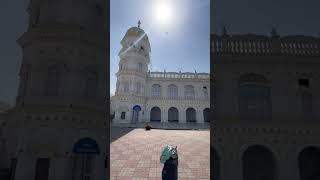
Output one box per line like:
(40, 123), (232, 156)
(110, 0), (210, 95)
(1, 0), (320, 105)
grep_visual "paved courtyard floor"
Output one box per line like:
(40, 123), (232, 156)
(110, 128), (210, 180)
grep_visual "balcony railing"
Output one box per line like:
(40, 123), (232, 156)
(211, 34), (320, 56)
(148, 71), (210, 79)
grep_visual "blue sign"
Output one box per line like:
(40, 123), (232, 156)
(73, 138), (100, 154)
(133, 105), (141, 111)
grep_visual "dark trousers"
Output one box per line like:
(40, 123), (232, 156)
(162, 158), (178, 180)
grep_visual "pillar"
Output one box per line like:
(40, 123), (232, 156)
(161, 108), (168, 122)
(196, 109), (204, 123)
(179, 108), (186, 123)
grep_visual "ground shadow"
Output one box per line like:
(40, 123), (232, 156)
(110, 126), (135, 143)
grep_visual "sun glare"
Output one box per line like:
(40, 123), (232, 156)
(154, 1), (173, 25)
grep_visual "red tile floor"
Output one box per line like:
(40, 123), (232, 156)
(110, 128), (210, 180)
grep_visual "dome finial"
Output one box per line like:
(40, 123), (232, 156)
(138, 20), (141, 28)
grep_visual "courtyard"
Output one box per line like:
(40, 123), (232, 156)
(110, 127), (210, 180)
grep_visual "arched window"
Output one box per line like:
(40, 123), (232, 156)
(186, 108), (196, 122)
(124, 82), (129, 93)
(242, 145), (276, 180)
(151, 84), (161, 97)
(136, 82), (141, 93)
(150, 107), (161, 121)
(168, 107), (179, 122)
(84, 71), (98, 98)
(184, 85), (195, 99)
(167, 84), (178, 98)
(238, 73), (271, 121)
(45, 65), (60, 96)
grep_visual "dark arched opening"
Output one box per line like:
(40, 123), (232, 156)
(298, 146), (320, 180)
(168, 107), (179, 122)
(150, 107), (161, 121)
(242, 145), (276, 180)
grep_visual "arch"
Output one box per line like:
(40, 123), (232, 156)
(150, 107), (161, 121)
(186, 108), (196, 122)
(298, 146), (320, 180)
(167, 84), (178, 98)
(184, 85), (195, 99)
(168, 107), (179, 122)
(72, 138), (99, 180)
(238, 73), (271, 121)
(203, 108), (210, 123)
(151, 84), (161, 97)
(242, 145), (276, 180)
(132, 105), (141, 123)
(73, 137), (100, 155)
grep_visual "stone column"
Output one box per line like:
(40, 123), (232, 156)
(144, 109), (150, 122)
(161, 108), (168, 122)
(179, 108), (186, 123)
(126, 111), (132, 123)
(196, 109), (204, 123)
(114, 111), (120, 121)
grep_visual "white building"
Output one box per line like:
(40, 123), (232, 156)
(111, 25), (210, 124)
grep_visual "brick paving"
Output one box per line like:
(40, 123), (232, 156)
(110, 128), (210, 180)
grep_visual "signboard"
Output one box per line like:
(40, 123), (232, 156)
(133, 105), (141, 111)
(73, 138), (100, 154)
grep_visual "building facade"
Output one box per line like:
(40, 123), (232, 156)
(111, 26), (210, 124)
(0, 0), (108, 179)
(211, 31), (320, 180)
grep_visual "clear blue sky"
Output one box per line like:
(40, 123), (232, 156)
(110, 0), (210, 95)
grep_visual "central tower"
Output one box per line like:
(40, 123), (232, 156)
(114, 23), (151, 123)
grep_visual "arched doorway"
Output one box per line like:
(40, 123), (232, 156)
(203, 108), (210, 123)
(168, 107), (179, 122)
(150, 107), (161, 121)
(72, 138), (100, 180)
(186, 108), (196, 122)
(242, 145), (276, 180)
(212, 147), (220, 180)
(132, 105), (141, 123)
(298, 146), (320, 180)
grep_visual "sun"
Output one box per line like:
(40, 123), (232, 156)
(154, 1), (173, 25)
